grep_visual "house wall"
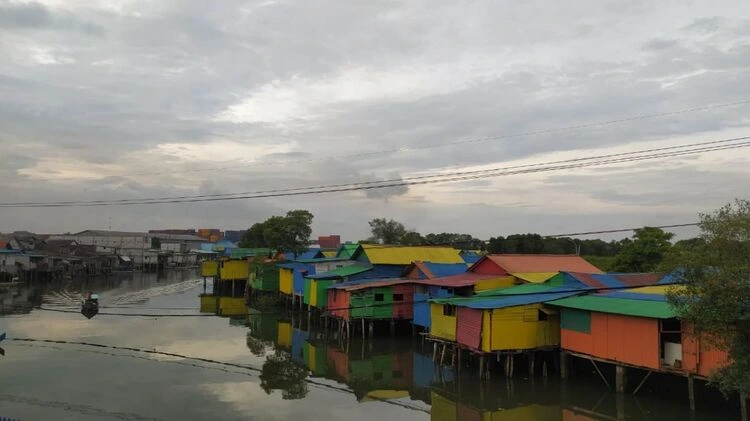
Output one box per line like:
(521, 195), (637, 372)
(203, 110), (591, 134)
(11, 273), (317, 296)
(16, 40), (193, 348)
(201, 260), (219, 277)
(481, 304), (560, 352)
(456, 307), (483, 350)
(294, 265), (313, 296)
(471, 259), (507, 275)
(327, 347), (350, 382)
(474, 276), (517, 291)
(310, 279), (335, 308)
(328, 289), (350, 320)
(681, 326), (729, 378)
(350, 287), (392, 319)
(279, 268), (293, 295)
(413, 291), (432, 328)
(277, 321), (292, 349)
(219, 259), (249, 280)
(392, 284), (414, 320)
(430, 303), (457, 341)
(560, 310), (660, 370)
(311, 260), (355, 273)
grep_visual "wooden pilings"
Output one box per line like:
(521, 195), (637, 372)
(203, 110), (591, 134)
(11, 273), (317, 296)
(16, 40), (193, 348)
(615, 365), (627, 394)
(560, 351), (569, 379)
(687, 375), (695, 411)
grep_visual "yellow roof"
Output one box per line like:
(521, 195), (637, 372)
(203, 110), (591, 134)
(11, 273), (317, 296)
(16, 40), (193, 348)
(360, 390), (410, 402)
(626, 285), (684, 295)
(321, 250), (337, 257)
(510, 272), (559, 283)
(361, 244), (463, 265)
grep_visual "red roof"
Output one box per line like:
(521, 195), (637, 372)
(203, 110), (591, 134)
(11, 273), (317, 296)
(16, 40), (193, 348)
(472, 254), (603, 274)
(417, 273), (501, 288)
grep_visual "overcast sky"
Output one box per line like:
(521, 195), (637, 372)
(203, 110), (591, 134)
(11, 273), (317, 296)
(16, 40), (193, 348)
(1, 0), (749, 241)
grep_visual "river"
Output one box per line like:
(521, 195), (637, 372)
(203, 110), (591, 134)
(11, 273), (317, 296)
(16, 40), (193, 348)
(0, 272), (742, 420)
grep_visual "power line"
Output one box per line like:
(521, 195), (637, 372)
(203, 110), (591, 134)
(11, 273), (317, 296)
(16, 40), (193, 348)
(19, 99), (750, 182)
(547, 223), (700, 237)
(7, 135), (746, 206)
(3, 136), (749, 208)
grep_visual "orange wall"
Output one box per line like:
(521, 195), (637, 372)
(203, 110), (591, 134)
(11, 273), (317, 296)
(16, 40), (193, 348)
(681, 325), (729, 378)
(561, 313), (660, 370)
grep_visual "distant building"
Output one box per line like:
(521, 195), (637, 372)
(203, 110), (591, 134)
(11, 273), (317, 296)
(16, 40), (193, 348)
(317, 235), (341, 249)
(49, 230), (152, 266)
(223, 230), (247, 243)
(151, 233), (205, 253)
(197, 228), (222, 242)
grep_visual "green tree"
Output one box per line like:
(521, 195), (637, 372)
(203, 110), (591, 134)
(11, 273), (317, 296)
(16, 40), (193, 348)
(611, 227), (674, 272)
(368, 218), (408, 244)
(424, 233), (485, 250)
(667, 199), (750, 396)
(400, 231), (425, 245)
(239, 210), (314, 258)
(259, 351), (309, 400)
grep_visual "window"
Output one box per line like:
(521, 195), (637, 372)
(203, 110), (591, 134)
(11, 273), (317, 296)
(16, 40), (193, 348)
(538, 309), (548, 321)
(374, 293), (385, 302)
(443, 305), (456, 317)
(561, 309), (591, 334)
(393, 294), (404, 301)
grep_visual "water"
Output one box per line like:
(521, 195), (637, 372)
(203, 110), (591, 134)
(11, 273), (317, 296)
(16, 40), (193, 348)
(0, 273), (742, 420)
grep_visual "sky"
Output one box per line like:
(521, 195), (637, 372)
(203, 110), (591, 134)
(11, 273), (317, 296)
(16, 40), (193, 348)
(0, 0), (749, 241)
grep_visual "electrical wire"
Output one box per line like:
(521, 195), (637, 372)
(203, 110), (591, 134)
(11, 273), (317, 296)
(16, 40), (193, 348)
(3, 136), (749, 208)
(20, 98), (750, 182)
(547, 223), (700, 237)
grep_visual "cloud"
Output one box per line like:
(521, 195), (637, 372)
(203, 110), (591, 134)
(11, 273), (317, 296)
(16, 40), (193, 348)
(1, 0), (749, 240)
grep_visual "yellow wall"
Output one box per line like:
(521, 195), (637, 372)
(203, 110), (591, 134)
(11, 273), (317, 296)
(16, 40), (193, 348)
(218, 297), (247, 316)
(220, 259), (249, 280)
(200, 294), (218, 313)
(430, 303), (457, 341)
(277, 321), (292, 348)
(279, 268), (293, 295)
(474, 276), (517, 292)
(485, 304), (560, 351)
(201, 260), (218, 277)
(310, 279), (319, 307)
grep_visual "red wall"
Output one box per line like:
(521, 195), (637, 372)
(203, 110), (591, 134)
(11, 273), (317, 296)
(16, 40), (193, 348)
(456, 307), (483, 350)
(471, 259), (507, 275)
(392, 284), (414, 319)
(327, 347), (349, 382)
(561, 313), (660, 370)
(328, 289), (350, 320)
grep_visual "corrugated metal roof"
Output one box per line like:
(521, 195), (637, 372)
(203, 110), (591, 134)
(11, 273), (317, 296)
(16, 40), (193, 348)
(321, 250), (337, 257)
(417, 273), (503, 288)
(306, 265), (373, 279)
(358, 244), (464, 265)
(460, 251), (482, 264)
(295, 249), (324, 260)
(294, 256), (352, 263)
(435, 287), (582, 309)
(333, 278), (412, 291)
(510, 272), (559, 283)
(549, 295), (675, 319)
(336, 244), (360, 258)
(562, 272), (664, 288)
(230, 248), (273, 258)
(473, 255), (603, 274)
(420, 262), (468, 278)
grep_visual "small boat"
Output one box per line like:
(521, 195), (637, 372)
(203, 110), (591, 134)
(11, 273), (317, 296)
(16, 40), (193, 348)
(81, 292), (99, 319)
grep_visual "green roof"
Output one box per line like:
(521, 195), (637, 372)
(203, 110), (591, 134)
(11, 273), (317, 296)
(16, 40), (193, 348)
(475, 283), (557, 297)
(548, 295), (676, 319)
(294, 256), (352, 263)
(336, 244), (360, 258)
(306, 265), (372, 279)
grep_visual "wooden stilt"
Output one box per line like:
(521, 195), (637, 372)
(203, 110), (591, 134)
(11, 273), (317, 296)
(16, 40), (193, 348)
(440, 344), (447, 366)
(741, 390), (747, 421)
(433, 342), (438, 362)
(590, 359), (610, 389)
(362, 318), (365, 339)
(616, 365), (627, 394)
(560, 351), (569, 379)
(369, 321), (374, 337)
(451, 346), (456, 367)
(457, 347), (462, 372)
(530, 353), (536, 377)
(509, 354), (515, 378)
(687, 375), (696, 411)
(346, 321), (351, 341)
(479, 355), (485, 379)
(390, 319), (396, 337)
(616, 393), (625, 420)
(633, 371), (653, 395)
(505, 354), (510, 376)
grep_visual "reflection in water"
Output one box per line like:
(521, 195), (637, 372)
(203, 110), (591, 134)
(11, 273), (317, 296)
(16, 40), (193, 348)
(260, 350), (310, 400)
(245, 307), (737, 421)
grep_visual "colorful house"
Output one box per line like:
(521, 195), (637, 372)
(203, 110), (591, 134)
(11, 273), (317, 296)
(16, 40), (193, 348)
(351, 245), (465, 279)
(303, 265), (373, 309)
(336, 243), (360, 259)
(278, 262), (315, 297)
(549, 285), (728, 378)
(250, 261), (281, 292)
(213, 259), (250, 316)
(403, 261), (469, 280)
(429, 271), (669, 351)
(328, 279), (414, 321)
(470, 254), (603, 278)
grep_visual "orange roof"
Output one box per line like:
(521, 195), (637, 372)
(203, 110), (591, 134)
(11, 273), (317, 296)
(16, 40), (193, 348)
(474, 254), (603, 274)
(0, 241), (7, 248)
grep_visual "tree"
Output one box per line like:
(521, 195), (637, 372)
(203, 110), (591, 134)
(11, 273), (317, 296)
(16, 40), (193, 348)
(400, 231), (425, 245)
(611, 227), (674, 272)
(259, 351), (309, 400)
(667, 199), (750, 396)
(368, 218), (408, 244)
(239, 210), (314, 258)
(424, 233), (485, 250)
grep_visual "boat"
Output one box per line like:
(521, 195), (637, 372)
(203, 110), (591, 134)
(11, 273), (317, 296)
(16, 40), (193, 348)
(81, 292), (99, 319)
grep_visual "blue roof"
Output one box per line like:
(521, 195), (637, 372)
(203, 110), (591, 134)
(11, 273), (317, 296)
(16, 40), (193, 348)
(293, 249), (323, 260)
(422, 262), (468, 277)
(446, 289), (582, 309)
(460, 251), (481, 264)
